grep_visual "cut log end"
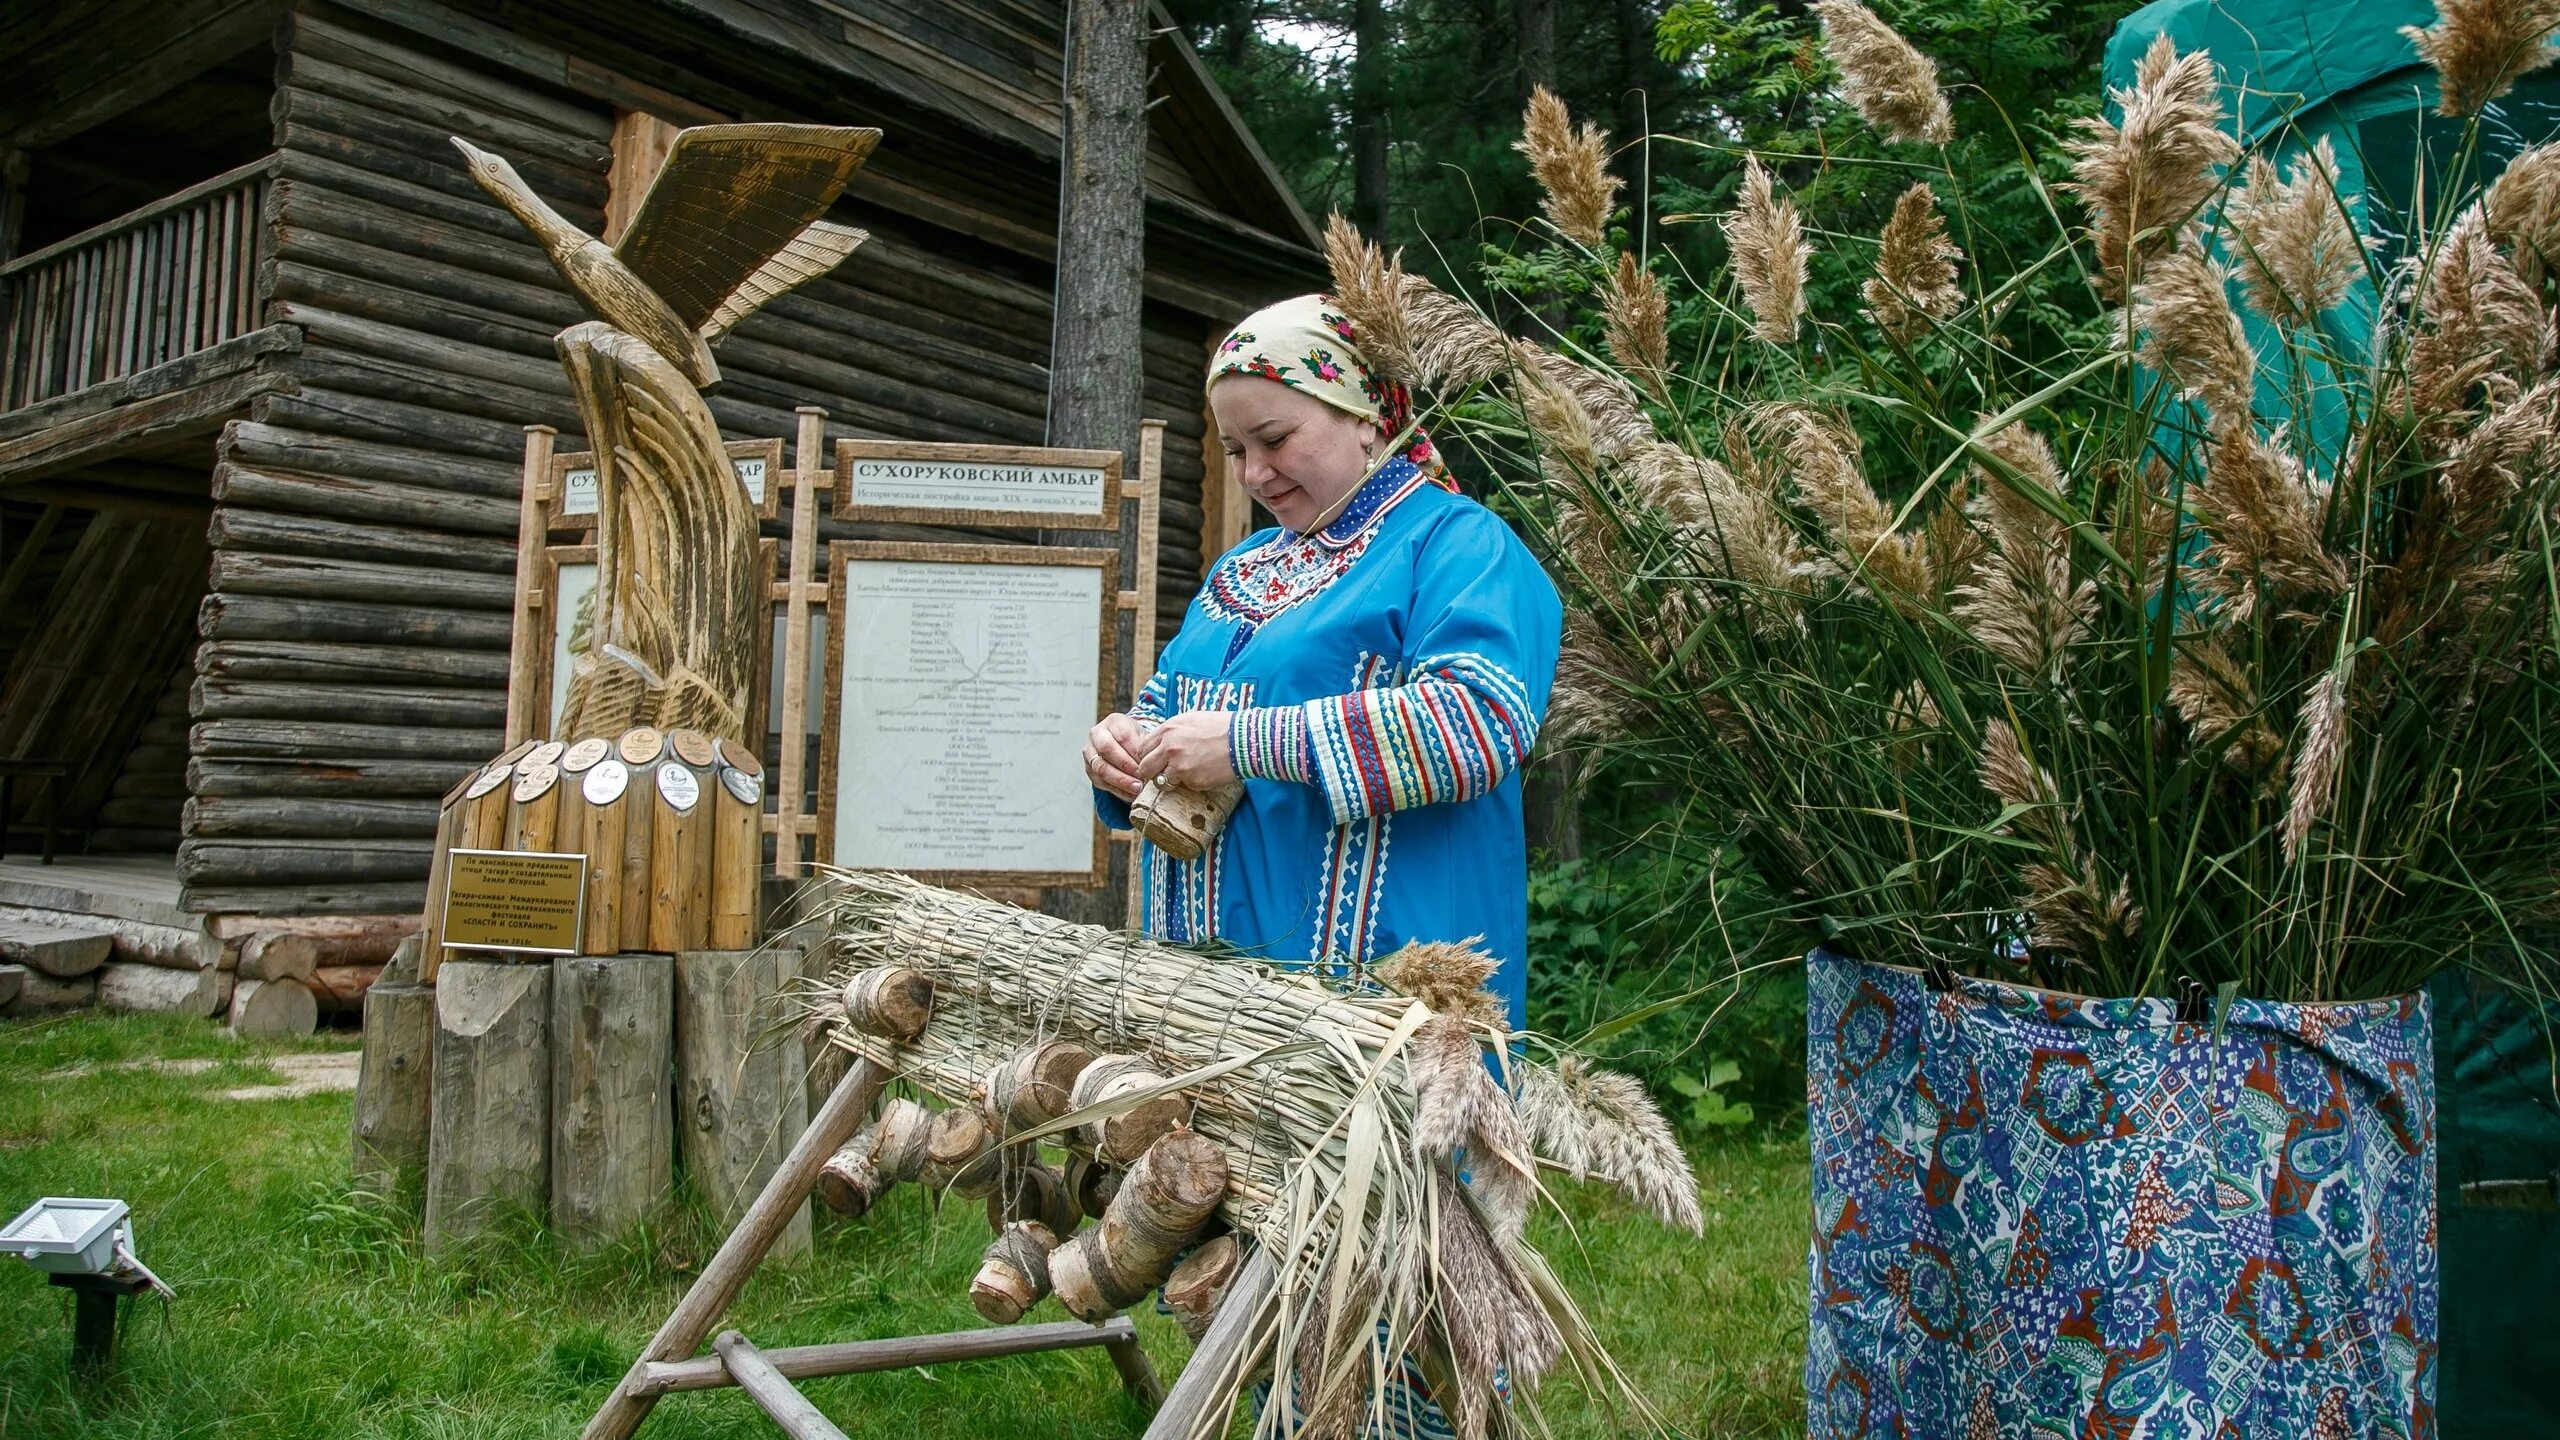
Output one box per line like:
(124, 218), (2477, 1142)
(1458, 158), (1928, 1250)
(1070, 1054), (1191, 1165)
(968, 1220), (1059, 1325)
(840, 966), (934, 1041)
(1164, 1233), (1242, 1341)
(984, 1158), (1078, 1238)
(1049, 1129), (1231, 1321)
(985, 1039), (1095, 1131)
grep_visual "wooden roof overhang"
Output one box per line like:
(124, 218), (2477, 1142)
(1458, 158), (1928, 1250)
(326, 0), (1324, 319)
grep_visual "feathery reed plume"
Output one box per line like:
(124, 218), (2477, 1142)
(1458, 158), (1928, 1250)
(1606, 253), (1672, 403)
(2117, 458), (2179, 595)
(2404, 0), (2560, 117)
(1515, 86), (1622, 250)
(1519, 365), (1600, 477)
(1864, 182), (1965, 340)
(2022, 861), (2143, 961)
(2407, 207), (2552, 437)
(2066, 35), (2237, 294)
(1322, 212), (1419, 385)
(2283, 656), (2355, 862)
(2133, 249), (2257, 422)
(1978, 719), (2063, 844)
(1781, 409), (1932, 600)
(2223, 138), (2364, 325)
(2194, 424), (2348, 614)
(1953, 543), (2094, 680)
(1547, 613), (1645, 744)
(1373, 940), (1506, 1027)
(1409, 1015), (1537, 1237)
(1923, 478), (1987, 598)
(1724, 157), (1812, 344)
(2485, 140), (2560, 288)
(1512, 1057), (1702, 1232)
(1627, 441), (1809, 599)
(1811, 0), (1955, 144)
(2168, 635), (2288, 776)
(1971, 422), (2069, 557)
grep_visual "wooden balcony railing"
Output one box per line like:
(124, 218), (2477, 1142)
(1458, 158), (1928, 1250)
(0, 156), (275, 412)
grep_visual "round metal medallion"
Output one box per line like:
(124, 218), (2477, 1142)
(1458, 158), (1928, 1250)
(582, 757), (629, 806)
(510, 761), (560, 804)
(719, 766), (763, 806)
(669, 728), (717, 768)
(561, 737), (612, 773)
(527, 739), (566, 770)
(715, 736), (764, 777)
(656, 761), (701, 812)
(463, 763), (513, 801)
(618, 726), (665, 766)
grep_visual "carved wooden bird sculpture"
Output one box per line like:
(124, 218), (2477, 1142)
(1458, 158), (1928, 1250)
(454, 123), (881, 745)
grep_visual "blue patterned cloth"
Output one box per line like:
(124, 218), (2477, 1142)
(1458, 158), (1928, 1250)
(1806, 951), (2437, 1440)
(1095, 456), (1561, 1027)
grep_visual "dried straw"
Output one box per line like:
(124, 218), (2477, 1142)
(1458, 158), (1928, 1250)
(2223, 138), (2363, 326)
(809, 872), (1692, 1437)
(1724, 157), (1812, 344)
(2066, 34), (2237, 293)
(2404, 0), (2560, 117)
(1515, 86), (1622, 250)
(1811, 0), (1955, 144)
(1865, 182), (1965, 341)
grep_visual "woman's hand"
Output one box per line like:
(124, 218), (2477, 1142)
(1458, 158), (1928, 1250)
(1083, 713), (1147, 801)
(1135, 711), (1239, 790)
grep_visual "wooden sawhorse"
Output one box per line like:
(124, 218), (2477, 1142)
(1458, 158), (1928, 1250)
(578, 1056), (1269, 1440)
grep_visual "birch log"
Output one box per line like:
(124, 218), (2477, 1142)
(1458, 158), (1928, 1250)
(1049, 1129), (1228, 1320)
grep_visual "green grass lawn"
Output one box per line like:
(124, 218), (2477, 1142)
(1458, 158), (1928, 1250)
(0, 1014), (1807, 1438)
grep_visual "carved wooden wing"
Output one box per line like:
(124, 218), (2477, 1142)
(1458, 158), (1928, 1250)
(700, 220), (868, 343)
(612, 123), (882, 331)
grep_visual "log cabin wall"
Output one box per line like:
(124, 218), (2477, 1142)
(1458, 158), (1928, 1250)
(2, 0), (1316, 920)
(184, 0), (1313, 918)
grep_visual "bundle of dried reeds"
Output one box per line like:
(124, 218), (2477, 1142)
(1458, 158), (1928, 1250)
(808, 870), (1696, 1440)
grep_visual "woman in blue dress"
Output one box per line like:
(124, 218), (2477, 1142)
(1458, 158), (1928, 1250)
(1084, 292), (1558, 1437)
(1082, 291), (1561, 1032)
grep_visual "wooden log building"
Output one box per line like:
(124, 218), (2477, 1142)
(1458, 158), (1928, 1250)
(0, 0), (1316, 971)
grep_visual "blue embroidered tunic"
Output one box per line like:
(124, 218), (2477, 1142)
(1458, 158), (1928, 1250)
(1095, 457), (1562, 1027)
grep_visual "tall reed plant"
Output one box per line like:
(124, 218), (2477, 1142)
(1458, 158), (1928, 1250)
(1330, 1), (2560, 1002)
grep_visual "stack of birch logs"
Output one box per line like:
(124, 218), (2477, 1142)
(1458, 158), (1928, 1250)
(815, 966), (1247, 1339)
(354, 723), (801, 1257)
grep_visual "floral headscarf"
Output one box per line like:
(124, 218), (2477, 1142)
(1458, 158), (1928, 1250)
(1208, 294), (1453, 488)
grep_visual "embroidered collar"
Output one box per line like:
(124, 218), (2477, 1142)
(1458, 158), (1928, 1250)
(1303, 457), (1429, 550)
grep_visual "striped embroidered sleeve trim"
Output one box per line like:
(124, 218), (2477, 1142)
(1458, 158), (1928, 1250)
(1129, 671), (1172, 728)
(1229, 705), (1314, 782)
(1301, 654), (1541, 824)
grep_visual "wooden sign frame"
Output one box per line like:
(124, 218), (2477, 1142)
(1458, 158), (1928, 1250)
(814, 540), (1121, 889)
(510, 414), (1166, 895)
(545, 436), (785, 530)
(834, 439), (1122, 530)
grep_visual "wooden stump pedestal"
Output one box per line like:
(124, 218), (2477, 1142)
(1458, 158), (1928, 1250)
(413, 946), (797, 1256)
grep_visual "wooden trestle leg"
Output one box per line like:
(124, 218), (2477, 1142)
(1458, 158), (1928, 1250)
(581, 1055), (893, 1440)
(580, 1054), (1166, 1440)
